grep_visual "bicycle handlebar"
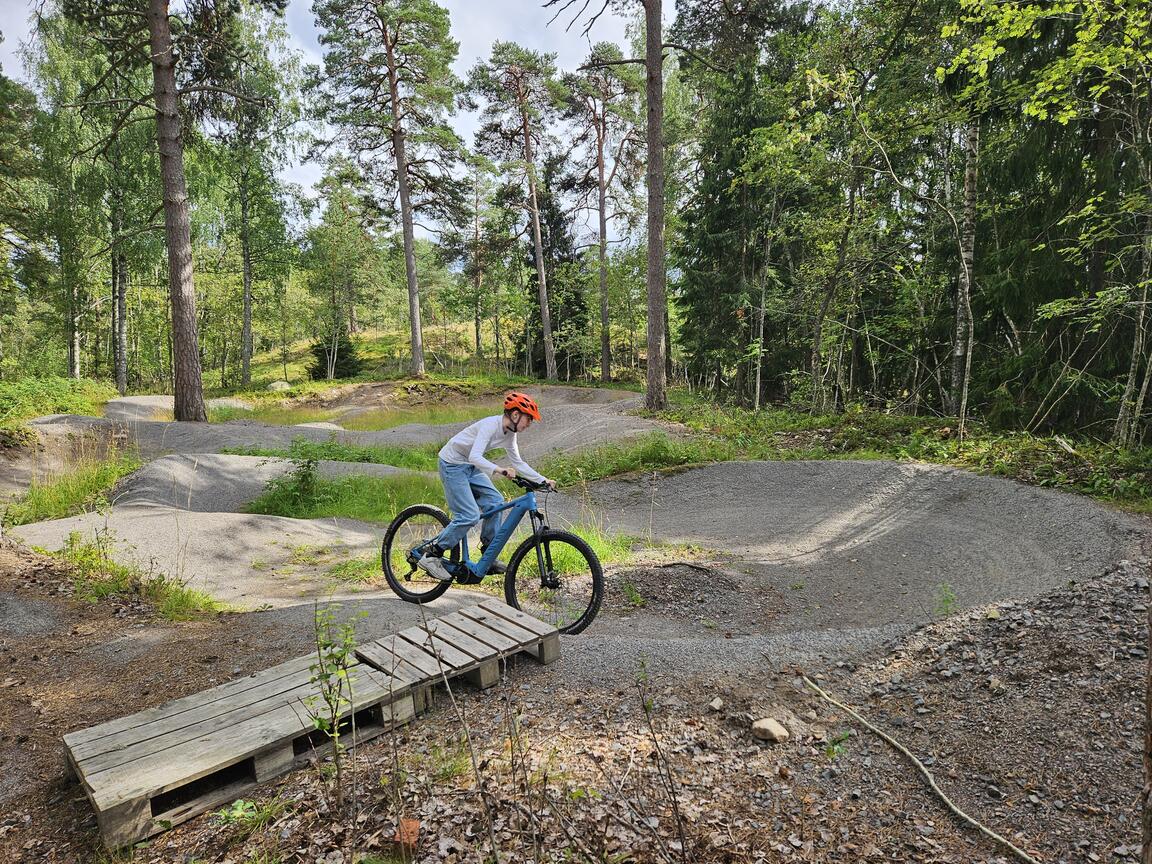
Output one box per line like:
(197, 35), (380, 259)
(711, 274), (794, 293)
(511, 476), (553, 492)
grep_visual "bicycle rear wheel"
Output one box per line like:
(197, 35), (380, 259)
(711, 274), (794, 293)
(505, 530), (603, 635)
(382, 504), (459, 604)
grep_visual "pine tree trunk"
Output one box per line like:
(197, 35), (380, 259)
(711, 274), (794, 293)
(240, 168), (253, 388)
(519, 89), (557, 380)
(951, 120), (979, 430)
(597, 118), (611, 383)
(383, 27), (425, 378)
(644, 0), (667, 411)
(473, 181), (483, 359)
(147, 0), (206, 421)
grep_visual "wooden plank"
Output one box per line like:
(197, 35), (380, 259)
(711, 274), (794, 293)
(74, 663), (394, 778)
(457, 605), (540, 644)
(369, 634), (443, 678)
(65, 654), (317, 749)
(354, 642), (427, 686)
(398, 627), (475, 671)
(70, 660), (402, 764)
(439, 611), (519, 653)
(478, 600), (557, 637)
(423, 618), (503, 660)
(87, 665), (401, 810)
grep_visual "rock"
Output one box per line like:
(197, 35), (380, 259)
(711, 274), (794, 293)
(708, 697), (724, 712)
(752, 718), (790, 743)
(267, 380), (292, 391)
(802, 709), (818, 722)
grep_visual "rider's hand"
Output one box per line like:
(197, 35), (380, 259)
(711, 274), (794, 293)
(499, 467), (517, 479)
(544, 477), (558, 491)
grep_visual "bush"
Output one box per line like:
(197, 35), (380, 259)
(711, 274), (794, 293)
(307, 330), (363, 380)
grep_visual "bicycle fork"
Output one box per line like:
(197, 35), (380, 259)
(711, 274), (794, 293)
(530, 512), (560, 590)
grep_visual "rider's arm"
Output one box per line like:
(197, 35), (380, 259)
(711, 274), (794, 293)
(467, 416), (505, 476)
(506, 434), (547, 483)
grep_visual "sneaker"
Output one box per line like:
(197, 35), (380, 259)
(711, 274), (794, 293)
(487, 560), (508, 575)
(417, 554), (455, 582)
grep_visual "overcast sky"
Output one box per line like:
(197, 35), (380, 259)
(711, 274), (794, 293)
(0, 0), (641, 199)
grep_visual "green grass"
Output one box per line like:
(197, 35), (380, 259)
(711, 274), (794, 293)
(246, 464), (445, 523)
(539, 393), (1152, 513)
(341, 402), (494, 431)
(326, 556), (379, 583)
(0, 377), (117, 445)
(0, 376), (118, 424)
(48, 531), (221, 621)
(3, 449), (142, 527)
(223, 437), (442, 472)
(210, 403), (336, 426)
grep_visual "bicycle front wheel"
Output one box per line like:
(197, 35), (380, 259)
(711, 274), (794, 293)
(505, 530), (603, 635)
(382, 504), (459, 604)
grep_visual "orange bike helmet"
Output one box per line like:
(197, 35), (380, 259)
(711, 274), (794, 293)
(504, 392), (541, 421)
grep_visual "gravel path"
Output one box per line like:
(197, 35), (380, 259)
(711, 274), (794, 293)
(8, 388), (1149, 681)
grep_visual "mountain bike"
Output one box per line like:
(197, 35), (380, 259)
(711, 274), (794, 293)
(381, 476), (603, 635)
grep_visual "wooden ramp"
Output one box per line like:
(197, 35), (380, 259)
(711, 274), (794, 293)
(64, 600), (558, 849)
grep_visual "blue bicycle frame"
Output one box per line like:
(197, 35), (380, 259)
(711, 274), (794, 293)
(458, 489), (542, 578)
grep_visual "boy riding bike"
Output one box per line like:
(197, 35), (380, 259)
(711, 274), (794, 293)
(417, 392), (557, 582)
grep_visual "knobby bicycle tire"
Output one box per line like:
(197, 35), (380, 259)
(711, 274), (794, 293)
(381, 504), (458, 604)
(505, 529), (603, 635)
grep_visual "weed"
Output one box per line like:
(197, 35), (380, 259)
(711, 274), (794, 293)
(789, 581), (805, 591)
(0, 376), (117, 427)
(326, 557), (378, 583)
(621, 579), (647, 608)
(934, 582), (959, 617)
(3, 448), (141, 527)
(50, 530), (220, 621)
(214, 797), (285, 838)
(290, 544), (334, 566)
(305, 603), (366, 812)
(823, 730), (851, 761)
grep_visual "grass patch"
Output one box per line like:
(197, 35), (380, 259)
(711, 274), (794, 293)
(211, 403), (337, 426)
(341, 402), (493, 431)
(0, 376), (118, 424)
(326, 556), (379, 583)
(0, 377), (118, 444)
(246, 460), (445, 523)
(540, 393), (1152, 512)
(49, 530), (221, 621)
(222, 437), (441, 472)
(2, 449), (142, 527)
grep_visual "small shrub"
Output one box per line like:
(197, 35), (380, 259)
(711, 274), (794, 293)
(308, 329), (364, 380)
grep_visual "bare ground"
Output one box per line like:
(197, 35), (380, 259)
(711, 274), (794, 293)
(0, 538), (1145, 863)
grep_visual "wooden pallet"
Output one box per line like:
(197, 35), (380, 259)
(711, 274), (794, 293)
(63, 601), (558, 849)
(355, 599), (560, 691)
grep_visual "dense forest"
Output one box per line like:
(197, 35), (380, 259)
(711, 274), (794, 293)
(0, 0), (1149, 441)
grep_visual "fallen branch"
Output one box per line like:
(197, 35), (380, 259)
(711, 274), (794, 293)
(801, 675), (1041, 864)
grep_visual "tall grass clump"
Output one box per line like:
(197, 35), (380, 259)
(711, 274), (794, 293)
(246, 460), (445, 523)
(3, 449), (142, 527)
(50, 530), (221, 621)
(223, 437), (441, 472)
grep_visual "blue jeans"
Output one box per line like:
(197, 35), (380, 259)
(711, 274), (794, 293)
(432, 459), (504, 552)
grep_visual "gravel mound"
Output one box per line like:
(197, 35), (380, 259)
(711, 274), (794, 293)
(103, 395), (252, 421)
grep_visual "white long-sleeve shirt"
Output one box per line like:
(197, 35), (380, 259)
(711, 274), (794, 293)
(438, 414), (546, 482)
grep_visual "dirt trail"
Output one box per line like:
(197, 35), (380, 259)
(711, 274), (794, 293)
(6, 387), (1148, 676)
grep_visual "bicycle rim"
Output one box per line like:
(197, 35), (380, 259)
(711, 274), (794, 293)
(506, 530), (603, 635)
(382, 506), (457, 603)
